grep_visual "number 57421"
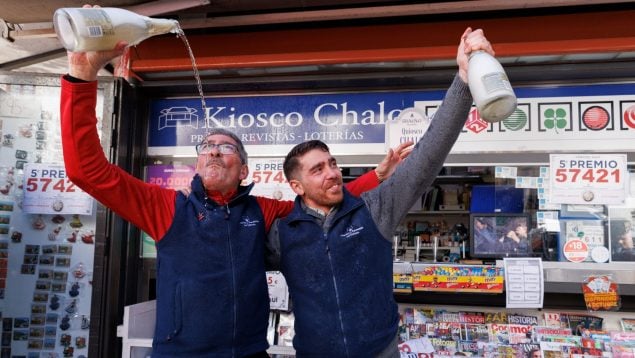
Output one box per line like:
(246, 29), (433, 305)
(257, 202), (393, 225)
(25, 178), (77, 192)
(554, 168), (620, 184)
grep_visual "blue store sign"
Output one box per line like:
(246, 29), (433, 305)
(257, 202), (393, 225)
(148, 90), (445, 156)
(148, 83), (635, 157)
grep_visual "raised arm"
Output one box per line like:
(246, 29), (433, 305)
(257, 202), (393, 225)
(364, 28), (494, 240)
(61, 30), (177, 240)
(344, 140), (413, 195)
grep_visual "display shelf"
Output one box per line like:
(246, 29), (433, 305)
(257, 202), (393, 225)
(392, 261), (635, 311)
(408, 210), (470, 215)
(397, 245), (461, 251)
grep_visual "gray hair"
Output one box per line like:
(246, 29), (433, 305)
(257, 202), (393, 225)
(200, 128), (248, 164)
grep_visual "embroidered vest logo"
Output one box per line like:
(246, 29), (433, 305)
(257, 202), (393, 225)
(239, 216), (260, 228)
(341, 225), (363, 239)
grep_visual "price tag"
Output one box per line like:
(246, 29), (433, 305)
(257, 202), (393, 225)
(23, 164), (93, 215)
(266, 271), (289, 311)
(549, 154), (628, 205)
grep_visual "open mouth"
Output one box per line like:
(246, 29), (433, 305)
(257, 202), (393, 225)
(206, 160), (224, 168)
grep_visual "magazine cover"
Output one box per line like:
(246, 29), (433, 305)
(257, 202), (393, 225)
(622, 318), (635, 332)
(507, 324), (533, 344)
(486, 311), (508, 324)
(582, 274), (621, 311)
(433, 321), (461, 340)
(508, 314), (539, 326)
(459, 310), (486, 324)
(398, 336), (434, 355)
(460, 323), (491, 342)
(430, 337), (457, 356)
(540, 334), (582, 345)
(561, 313), (604, 335)
(532, 326), (573, 343)
(402, 307), (415, 325)
(610, 331), (635, 343)
(496, 344), (519, 358)
(457, 341), (480, 356)
(568, 345), (604, 357)
(438, 311), (461, 323)
(543, 312), (565, 328)
(407, 323), (425, 340)
(277, 311), (295, 347)
(611, 344), (635, 358)
(512, 343), (540, 358)
(540, 341), (577, 358)
(490, 323), (510, 345)
(414, 308), (436, 324)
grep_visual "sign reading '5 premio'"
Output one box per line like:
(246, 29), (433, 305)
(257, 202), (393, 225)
(244, 158), (296, 201)
(549, 154), (628, 205)
(23, 164), (93, 215)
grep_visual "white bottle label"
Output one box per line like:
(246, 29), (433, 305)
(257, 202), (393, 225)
(482, 72), (512, 94)
(79, 8), (114, 38)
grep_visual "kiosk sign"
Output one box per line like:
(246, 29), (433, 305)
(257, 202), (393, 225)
(549, 154), (627, 205)
(384, 107), (430, 150)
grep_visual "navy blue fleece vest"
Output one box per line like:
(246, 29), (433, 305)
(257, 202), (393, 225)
(278, 189), (398, 357)
(152, 175), (269, 358)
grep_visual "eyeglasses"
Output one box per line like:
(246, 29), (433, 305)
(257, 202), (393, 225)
(196, 142), (239, 155)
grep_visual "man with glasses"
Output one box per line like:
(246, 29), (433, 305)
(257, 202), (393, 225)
(59, 34), (409, 357)
(267, 28), (494, 357)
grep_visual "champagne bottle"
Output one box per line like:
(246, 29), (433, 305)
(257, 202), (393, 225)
(53, 7), (180, 52)
(467, 50), (517, 123)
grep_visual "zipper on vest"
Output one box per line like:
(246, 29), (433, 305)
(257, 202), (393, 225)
(325, 232), (350, 357)
(225, 204), (231, 219)
(166, 328), (178, 341)
(227, 220), (238, 354)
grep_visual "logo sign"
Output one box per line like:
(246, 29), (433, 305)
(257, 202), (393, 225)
(582, 105), (610, 130)
(385, 107), (430, 150)
(623, 104), (635, 129)
(148, 91), (442, 157)
(464, 108), (489, 133)
(549, 153), (628, 205)
(563, 239), (589, 263)
(501, 108), (528, 131)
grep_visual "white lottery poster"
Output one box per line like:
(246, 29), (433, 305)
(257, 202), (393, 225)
(22, 164), (93, 215)
(549, 153), (628, 205)
(244, 158), (296, 201)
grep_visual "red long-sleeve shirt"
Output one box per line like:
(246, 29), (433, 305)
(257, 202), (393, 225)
(60, 76), (380, 241)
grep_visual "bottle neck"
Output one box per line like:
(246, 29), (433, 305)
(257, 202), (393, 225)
(147, 18), (180, 35)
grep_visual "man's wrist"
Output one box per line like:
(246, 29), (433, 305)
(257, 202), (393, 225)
(64, 74), (90, 83)
(374, 169), (385, 183)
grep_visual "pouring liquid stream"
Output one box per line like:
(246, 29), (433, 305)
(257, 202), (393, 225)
(175, 26), (209, 119)
(116, 24), (209, 119)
